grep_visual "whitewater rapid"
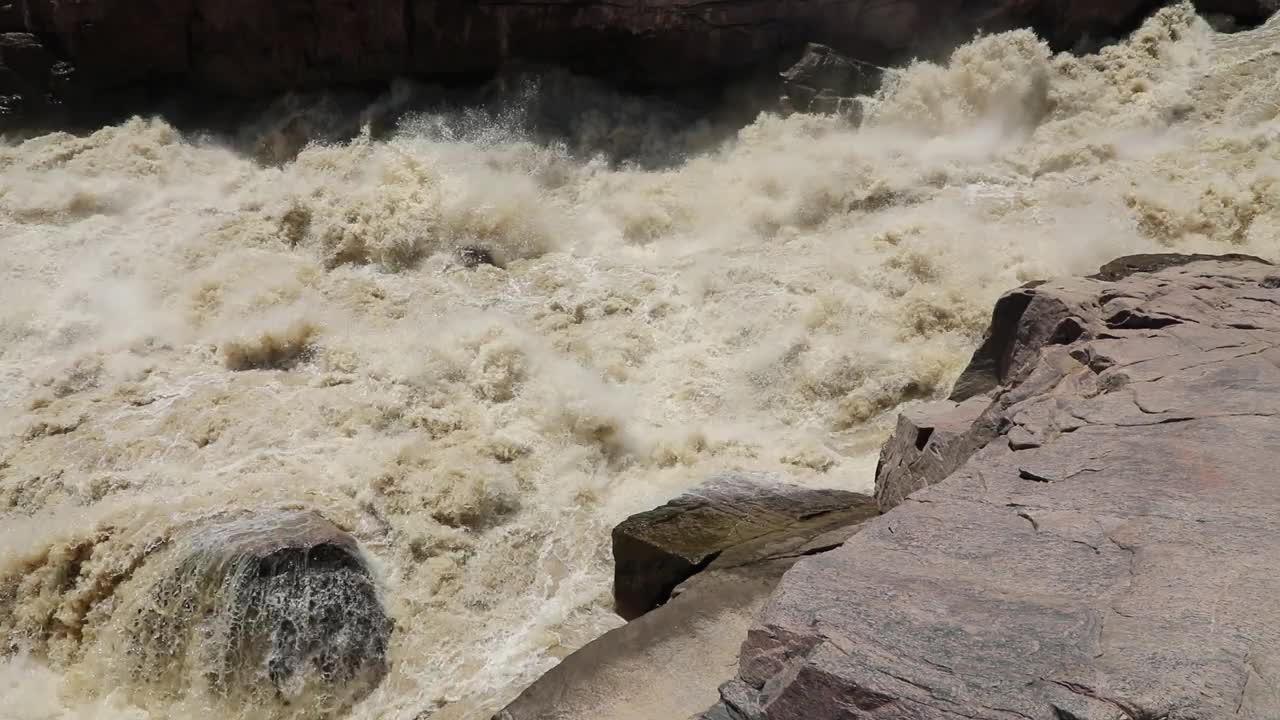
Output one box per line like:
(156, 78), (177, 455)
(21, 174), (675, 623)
(2, 5), (1279, 718)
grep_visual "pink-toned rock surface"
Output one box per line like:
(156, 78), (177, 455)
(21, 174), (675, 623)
(708, 254), (1280, 719)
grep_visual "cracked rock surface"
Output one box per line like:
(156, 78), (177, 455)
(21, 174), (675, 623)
(709, 254), (1280, 719)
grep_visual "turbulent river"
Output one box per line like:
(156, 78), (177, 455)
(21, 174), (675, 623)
(2, 5), (1279, 719)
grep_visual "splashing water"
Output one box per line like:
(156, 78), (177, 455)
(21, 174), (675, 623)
(3, 5), (1280, 718)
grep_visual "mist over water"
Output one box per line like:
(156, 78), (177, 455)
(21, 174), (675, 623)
(3, 5), (1280, 718)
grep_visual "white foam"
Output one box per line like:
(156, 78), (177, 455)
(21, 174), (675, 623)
(2, 5), (1277, 717)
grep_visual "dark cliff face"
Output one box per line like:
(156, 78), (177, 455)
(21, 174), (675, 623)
(0, 0), (1275, 127)
(0, 0), (1154, 124)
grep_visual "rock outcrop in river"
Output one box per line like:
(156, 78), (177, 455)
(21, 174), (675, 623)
(2, 0), (1277, 123)
(778, 43), (876, 121)
(134, 510), (392, 712)
(706, 253), (1280, 718)
(0, 509), (391, 718)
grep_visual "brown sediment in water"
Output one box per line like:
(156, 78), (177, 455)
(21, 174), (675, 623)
(1, 5), (1280, 718)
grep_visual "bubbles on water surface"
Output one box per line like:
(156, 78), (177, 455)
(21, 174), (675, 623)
(3, 6), (1280, 718)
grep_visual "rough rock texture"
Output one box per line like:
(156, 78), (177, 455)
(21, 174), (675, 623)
(613, 472), (876, 620)
(779, 43), (878, 120)
(710, 254), (1280, 719)
(497, 474), (877, 720)
(0, 32), (57, 116)
(3, 0), (1269, 123)
(873, 395), (991, 511)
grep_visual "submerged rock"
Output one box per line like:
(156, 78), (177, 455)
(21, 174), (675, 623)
(129, 510), (391, 714)
(456, 245), (501, 269)
(0, 507), (390, 717)
(497, 474), (877, 720)
(708, 254), (1280, 719)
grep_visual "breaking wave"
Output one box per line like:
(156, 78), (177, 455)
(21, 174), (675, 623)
(2, 5), (1279, 718)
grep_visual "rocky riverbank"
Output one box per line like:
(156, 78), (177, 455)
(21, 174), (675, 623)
(713, 252), (1280, 718)
(503, 253), (1280, 719)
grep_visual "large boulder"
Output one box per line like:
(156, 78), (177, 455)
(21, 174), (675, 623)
(779, 43), (879, 121)
(612, 472), (876, 620)
(6, 0), (1275, 122)
(128, 510), (392, 711)
(707, 254), (1280, 719)
(496, 474), (877, 720)
(0, 508), (391, 716)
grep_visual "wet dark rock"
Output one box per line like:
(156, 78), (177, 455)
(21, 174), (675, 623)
(0, 32), (55, 119)
(9, 1), (1277, 125)
(708, 254), (1280, 719)
(456, 246), (501, 269)
(779, 43), (878, 121)
(1193, 0), (1280, 26)
(131, 510), (391, 714)
(612, 472), (876, 620)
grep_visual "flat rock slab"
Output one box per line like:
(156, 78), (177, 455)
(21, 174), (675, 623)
(613, 473), (877, 620)
(495, 563), (789, 720)
(499, 474), (877, 720)
(709, 255), (1280, 719)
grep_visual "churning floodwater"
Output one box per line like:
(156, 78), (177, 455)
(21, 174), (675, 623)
(3, 5), (1280, 718)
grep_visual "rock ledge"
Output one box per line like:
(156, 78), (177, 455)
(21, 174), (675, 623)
(499, 473), (876, 720)
(709, 253), (1280, 719)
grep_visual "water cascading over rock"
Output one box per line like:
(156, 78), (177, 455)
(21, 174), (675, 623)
(1, 509), (391, 718)
(125, 510), (392, 713)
